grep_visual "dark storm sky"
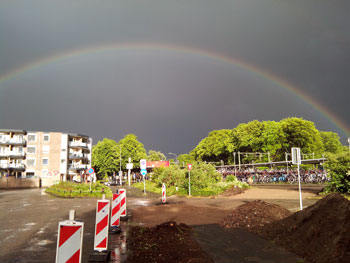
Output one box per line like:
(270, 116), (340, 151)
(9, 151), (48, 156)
(0, 0), (349, 155)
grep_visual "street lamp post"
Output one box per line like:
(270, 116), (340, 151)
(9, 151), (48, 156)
(168, 153), (178, 164)
(348, 137), (350, 152)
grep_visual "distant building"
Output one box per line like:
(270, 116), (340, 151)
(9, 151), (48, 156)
(0, 129), (92, 182)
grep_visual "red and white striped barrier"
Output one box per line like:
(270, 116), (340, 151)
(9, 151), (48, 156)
(56, 210), (84, 263)
(111, 192), (121, 226)
(94, 199), (110, 251)
(162, 183), (166, 203)
(119, 189), (126, 217)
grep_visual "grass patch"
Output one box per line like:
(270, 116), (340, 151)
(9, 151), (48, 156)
(45, 181), (112, 198)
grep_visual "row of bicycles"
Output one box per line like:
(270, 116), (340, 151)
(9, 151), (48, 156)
(219, 169), (330, 184)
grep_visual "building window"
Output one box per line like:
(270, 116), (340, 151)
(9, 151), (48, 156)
(26, 172), (35, 178)
(27, 159), (35, 166)
(42, 158), (49, 166)
(43, 146), (49, 153)
(43, 134), (50, 142)
(27, 146), (36, 154)
(28, 134), (36, 142)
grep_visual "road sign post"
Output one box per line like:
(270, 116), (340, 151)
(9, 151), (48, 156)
(291, 147), (303, 210)
(140, 159), (147, 194)
(140, 169), (147, 194)
(187, 164), (192, 196)
(88, 168), (95, 192)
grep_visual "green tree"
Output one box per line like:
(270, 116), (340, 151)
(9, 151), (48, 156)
(118, 134), (147, 169)
(232, 120), (265, 153)
(320, 131), (343, 154)
(191, 129), (233, 164)
(280, 117), (324, 156)
(92, 138), (119, 179)
(177, 153), (195, 167)
(260, 121), (286, 160)
(324, 151), (350, 194)
(147, 150), (166, 161)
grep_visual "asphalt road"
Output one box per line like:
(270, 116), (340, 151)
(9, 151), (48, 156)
(0, 186), (160, 263)
(0, 188), (101, 263)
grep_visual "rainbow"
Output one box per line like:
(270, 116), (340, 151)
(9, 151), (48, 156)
(0, 42), (348, 136)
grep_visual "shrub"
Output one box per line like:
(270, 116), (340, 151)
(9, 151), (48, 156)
(324, 152), (350, 195)
(45, 181), (112, 198)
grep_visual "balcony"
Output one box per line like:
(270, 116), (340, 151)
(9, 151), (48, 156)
(68, 164), (88, 171)
(0, 139), (26, 146)
(0, 152), (26, 159)
(68, 153), (90, 160)
(69, 142), (89, 149)
(0, 163), (25, 171)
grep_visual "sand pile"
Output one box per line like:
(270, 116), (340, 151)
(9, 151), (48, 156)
(258, 193), (350, 263)
(221, 200), (292, 231)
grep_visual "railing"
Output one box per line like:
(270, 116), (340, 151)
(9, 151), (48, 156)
(0, 139), (26, 145)
(68, 164), (88, 170)
(0, 163), (26, 169)
(0, 152), (25, 157)
(69, 142), (88, 148)
(68, 153), (89, 159)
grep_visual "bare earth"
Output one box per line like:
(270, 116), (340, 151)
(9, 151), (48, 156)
(132, 184), (322, 226)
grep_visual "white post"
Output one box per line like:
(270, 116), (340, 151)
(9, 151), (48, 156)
(128, 157), (131, 186)
(188, 170), (191, 196)
(69, 210), (75, 222)
(238, 151), (241, 171)
(297, 163), (303, 210)
(143, 175), (146, 194)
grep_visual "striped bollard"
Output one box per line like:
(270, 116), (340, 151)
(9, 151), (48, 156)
(119, 189), (127, 217)
(162, 183), (166, 203)
(56, 210), (84, 263)
(111, 192), (121, 226)
(94, 197), (110, 251)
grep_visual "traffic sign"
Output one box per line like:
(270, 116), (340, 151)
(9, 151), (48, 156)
(291, 147), (301, 165)
(140, 159), (147, 170)
(88, 168), (95, 174)
(140, 169), (147, 176)
(126, 163), (133, 170)
(187, 164), (192, 171)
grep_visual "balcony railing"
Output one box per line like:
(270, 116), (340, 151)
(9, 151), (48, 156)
(0, 163), (26, 169)
(0, 139), (26, 145)
(68, 164), (88, 170)
(69, 142), (88, 148)
(0, 152), (26, 158)
(68, 153), (90, 159)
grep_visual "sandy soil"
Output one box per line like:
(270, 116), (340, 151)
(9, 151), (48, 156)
(131, 184), (323, 226)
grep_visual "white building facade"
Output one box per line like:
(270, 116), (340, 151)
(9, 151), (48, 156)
(0, 129), (92, 183)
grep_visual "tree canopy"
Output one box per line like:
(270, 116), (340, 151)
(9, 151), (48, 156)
(320, 131), (343, 154)
(118, 134), (147, 168)
(280, 117), (324, 155)
(92, 138), (119, 179)
(191, 117), (341, 164)
(191, 129), (233, 163)
(147, 150), (166, 161)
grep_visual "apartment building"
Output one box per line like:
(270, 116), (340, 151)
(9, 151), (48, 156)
(0, 129), (92, 182)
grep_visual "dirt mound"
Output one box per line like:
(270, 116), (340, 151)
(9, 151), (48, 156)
(221, 200), (291, 231)
(127, 222), (213, 263)
(258, 193), (350, 263)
